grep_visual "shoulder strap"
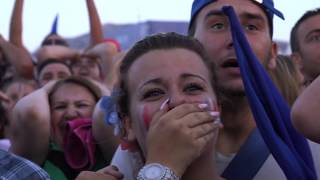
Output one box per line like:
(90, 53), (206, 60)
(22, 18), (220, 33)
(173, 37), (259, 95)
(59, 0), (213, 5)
(222, 128), (270, 179)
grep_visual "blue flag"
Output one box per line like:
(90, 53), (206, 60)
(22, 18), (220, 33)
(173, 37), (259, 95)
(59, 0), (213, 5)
(222, 6), (317, 180)
(50, 14), (59, 35)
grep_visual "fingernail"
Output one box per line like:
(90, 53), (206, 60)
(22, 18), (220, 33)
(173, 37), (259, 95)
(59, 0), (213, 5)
(209, 111), (220, 116)
(198, 103), (208, 109)
(160, 98), (169, 110)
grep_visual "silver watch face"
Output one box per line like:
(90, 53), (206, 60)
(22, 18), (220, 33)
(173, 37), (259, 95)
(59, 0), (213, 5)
(144, 164), (165, 179)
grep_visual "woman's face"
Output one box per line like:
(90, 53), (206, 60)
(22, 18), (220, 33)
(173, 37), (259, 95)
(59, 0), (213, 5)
(126, 48), (218, 154)
(50, 83), (96, 147)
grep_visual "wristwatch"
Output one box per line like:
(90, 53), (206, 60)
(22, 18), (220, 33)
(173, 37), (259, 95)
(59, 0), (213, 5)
(137, 163), (180, 180)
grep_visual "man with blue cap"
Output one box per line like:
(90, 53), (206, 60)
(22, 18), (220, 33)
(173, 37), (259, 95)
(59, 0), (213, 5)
(189, 0), (320, 179)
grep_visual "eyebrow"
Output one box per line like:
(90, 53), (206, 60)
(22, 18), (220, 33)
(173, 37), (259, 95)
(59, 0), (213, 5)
(75, 100), (95, 104)
(204, 10), (265, 22)
(181, 73), (208, 83)
(139, 78), (163, 90)
(139, 73), (208, 90)
(204, 10), (226, 21)
(239, 12), (265, 22)
(53, 99), (94, 105)
(58, 71), (69, 75)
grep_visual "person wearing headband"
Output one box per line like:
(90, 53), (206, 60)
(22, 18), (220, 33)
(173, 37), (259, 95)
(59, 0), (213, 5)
(189, 0), (320, 179)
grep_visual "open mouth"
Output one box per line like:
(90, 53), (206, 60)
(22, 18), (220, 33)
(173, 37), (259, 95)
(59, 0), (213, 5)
(222, 59), (239, 68)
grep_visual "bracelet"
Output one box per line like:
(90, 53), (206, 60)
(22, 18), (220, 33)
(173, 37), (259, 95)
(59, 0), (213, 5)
(137, 163), (180, 180)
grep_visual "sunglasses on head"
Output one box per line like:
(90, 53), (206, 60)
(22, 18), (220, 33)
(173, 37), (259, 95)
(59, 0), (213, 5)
(42, 39), (68, 47)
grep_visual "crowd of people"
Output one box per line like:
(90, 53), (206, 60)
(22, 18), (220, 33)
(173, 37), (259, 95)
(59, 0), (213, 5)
(0, 0), (320, 179)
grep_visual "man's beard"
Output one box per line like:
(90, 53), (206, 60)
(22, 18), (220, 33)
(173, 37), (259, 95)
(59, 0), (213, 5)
(215, 48), (273, 104)
(217, 83), (246, 98)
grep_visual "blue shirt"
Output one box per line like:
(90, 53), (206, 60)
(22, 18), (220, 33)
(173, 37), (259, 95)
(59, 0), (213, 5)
(0, 149), (50, 180)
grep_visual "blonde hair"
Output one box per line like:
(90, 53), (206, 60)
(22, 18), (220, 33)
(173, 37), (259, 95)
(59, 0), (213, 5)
(268, 55), (302, 106)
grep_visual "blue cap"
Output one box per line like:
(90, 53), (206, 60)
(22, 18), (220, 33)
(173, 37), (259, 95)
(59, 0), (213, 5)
(189, 0), (284, 31)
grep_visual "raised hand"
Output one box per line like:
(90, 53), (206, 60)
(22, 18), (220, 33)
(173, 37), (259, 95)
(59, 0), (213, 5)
(145, 102), (221, 177)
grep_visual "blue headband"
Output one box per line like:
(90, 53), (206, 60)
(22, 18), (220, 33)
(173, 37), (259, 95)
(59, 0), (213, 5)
(189, 0), (285, 34)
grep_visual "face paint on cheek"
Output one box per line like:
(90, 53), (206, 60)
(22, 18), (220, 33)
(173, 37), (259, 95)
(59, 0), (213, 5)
(142, 105), (151, 130)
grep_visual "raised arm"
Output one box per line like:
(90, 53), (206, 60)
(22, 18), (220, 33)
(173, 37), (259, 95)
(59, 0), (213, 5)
(35, 45), (79, 63)
(9, 82), (54, 165)
(0, 35), (33, 79)
(92, 98), (119, 162)
(9, 0), (24, 47)
(86, 0), (104, 47)
(291, 75), (320, 144)
(84, 42), (120, 89)
(3, 0), (34, 78)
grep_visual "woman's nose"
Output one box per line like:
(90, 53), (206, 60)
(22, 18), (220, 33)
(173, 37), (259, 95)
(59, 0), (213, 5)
(64, 107), (80, 120)
(167, 93), (187, 110)
(225, 29), (234, 49)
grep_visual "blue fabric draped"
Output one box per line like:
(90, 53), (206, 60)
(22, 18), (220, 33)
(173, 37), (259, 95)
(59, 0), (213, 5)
(222, 6), (317, 180)
(50, 14), (59, 35)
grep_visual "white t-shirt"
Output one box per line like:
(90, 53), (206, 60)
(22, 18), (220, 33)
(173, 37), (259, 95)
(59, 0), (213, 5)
(216, 141), (320, 179)
(112, 140), (320, 180)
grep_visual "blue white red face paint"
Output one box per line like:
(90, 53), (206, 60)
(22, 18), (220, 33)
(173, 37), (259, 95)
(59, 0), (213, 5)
(142, 105), (151, 130)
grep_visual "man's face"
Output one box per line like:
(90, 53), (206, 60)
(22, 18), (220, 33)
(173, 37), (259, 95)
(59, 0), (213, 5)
(38, 63), (72, 87)
(71, 57), (102, 82)
(295, 15), (320, 81)
(193, 0), (276, 96)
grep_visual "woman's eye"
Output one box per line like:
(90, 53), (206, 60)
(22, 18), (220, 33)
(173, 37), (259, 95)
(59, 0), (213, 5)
(77, 104), (91, 108)
(143, 89), (164, 99)
(54, 105), (66, 110)
(210, 22), (225, 30)
(184, 83), (204, 93)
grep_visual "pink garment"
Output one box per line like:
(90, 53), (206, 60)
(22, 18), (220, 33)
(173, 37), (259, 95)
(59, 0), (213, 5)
(63, 118), (96, 170)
